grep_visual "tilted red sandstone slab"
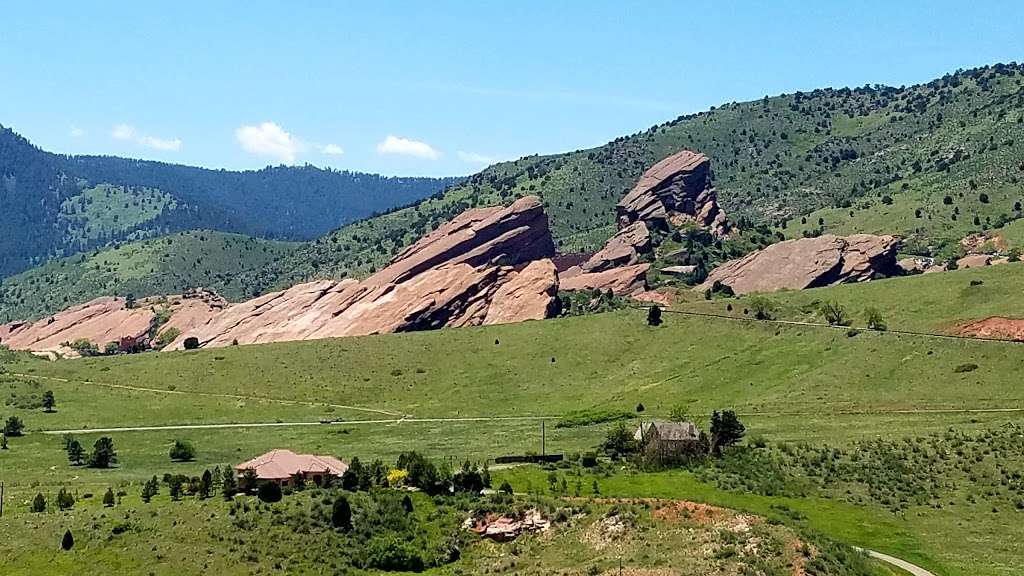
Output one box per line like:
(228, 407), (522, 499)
(697, 234), (900, 295)
(616, 150), (728, 236)
(581, 221), (651, 273)
(559, 263), (651, 297)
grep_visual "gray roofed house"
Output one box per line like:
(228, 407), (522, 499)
(635, 421), (705, 462)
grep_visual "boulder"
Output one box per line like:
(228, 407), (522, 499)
(581, 221), (651, 272)
(697, 234), (900, 295)
(957, 254), (993, 269)
(617, 150), (729, 236)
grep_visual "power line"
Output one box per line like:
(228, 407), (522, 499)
(630, 305), (1024, 345)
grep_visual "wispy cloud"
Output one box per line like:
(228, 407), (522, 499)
(111, 124), (136, 140)
(236, 122), (300, 163)
(457, 151), (499, 166)
(321, 143), (345, 156)
(69, 125), (85, 138)
(111, 124), (181, 151)
(376, 135), (440, 159)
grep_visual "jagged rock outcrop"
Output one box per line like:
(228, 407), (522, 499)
(697, 234), (900, 295)
(2, 197), (560, 355)
(160, 196), (558, 349)
(617, 150), (728, 236)
(0, 292), (226, 357)
(560, 263), (651, 297)
(581, 221), (651, 273)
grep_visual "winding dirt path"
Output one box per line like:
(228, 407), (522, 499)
(855, 547), (937, 576)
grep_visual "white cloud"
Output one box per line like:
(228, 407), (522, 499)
(69, 126), (85, 138)
(376, 135), (440, 160)
(457, 151), (498, 166)
(111, 124), (136, 140)
(236, 122), (300, 163)
(111, 124), (181, 152)
(140, 135), (182, 151)
(321, 143), (345, 156)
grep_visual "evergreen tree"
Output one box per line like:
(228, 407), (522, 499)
(710, 410), (746, 454)
(221, 467), (238, 499)
(42, 390), (56, 412)
(87, 437), (117, 468)
(332, 496), (353, 531)
(646, 305), (663, 326)
(3, 416), (24, 437)
(56, 488), (75, 510)
(66, 438), (85, 465)
(61, 530), (74, 551)
(141, 476), (159, 503)
(102, 487), (115, 507)
(31, 493), (46, 513)
(198, 469), (213, 499)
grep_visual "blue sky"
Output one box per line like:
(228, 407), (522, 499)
(2, 1), (1022, 176)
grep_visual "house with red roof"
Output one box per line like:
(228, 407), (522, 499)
(235, 449), (349, 487)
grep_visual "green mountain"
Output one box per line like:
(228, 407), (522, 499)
(0, 125), (459, 278)
(0, 231), (297, 322)
(265, 62), (1024, 286)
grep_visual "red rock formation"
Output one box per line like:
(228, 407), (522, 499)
(559, 263), (651, 297)
(617, 150), (728, 236)
(0, 292), (226, 357)
(2, 197), (561, 355)
(581, 221), (651, 273)
(697, 234), (900, 295)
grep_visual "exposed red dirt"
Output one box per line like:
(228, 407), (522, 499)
(958, 316), (1024, 341)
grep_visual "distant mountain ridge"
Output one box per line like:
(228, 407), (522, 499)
(0, 125), (460, 278)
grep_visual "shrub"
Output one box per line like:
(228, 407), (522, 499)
(365, 535), (425, 572)
(257, 481), (282, 503)
(31, 493), (46, 513)
(3, 416), (24, 437)
(820, 301), (851, 326)
(646, 306), (663, 326)
(864, 307), (887, 330)
(331, 496), (353, 531)
(156, 327), (181, 349)
(748, 296), (776, 320)
(954, 363), (979, 373)
(183, 337), (200, 350)
(169, 440), (196, 462)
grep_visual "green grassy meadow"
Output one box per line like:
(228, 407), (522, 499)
(1, 264), (1023, 574)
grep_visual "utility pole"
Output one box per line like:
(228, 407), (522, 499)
(541, 420), (546, 456)
(0, 481), (4, 518)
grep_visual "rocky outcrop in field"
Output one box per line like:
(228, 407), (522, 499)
(1, 197), (561, 355)
(697, 234), (901, 295)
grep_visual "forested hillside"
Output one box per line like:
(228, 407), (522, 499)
(0, 231), (298, 322)
(0, 126), (458, 278)
(264, 63), (1024, 286)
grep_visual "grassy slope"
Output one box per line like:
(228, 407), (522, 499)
(0, 265), (1023, 573)
(265, 64), (1024, 287)
(0, 231), (299, 322)
(676, 260), (1024, 332)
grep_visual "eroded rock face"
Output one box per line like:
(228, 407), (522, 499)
(560, 263), (651, 297)
(617, 150), (728, 236)
(697, 234), (900, 295)
(2, 197), (561, 355)
(161, 196), (559, 350)
(0, 292), (226, 357)
(581, 221), (651, 273)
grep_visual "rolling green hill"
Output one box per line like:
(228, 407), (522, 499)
(0, 231), (298, 322)
(0, 125), (457, 279)
(264, 63), (1024, 287)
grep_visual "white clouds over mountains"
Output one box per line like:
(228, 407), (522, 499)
(236, 122), (301, 163)
(111, 124), (182, 151)
(376, 135), (440, 160)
